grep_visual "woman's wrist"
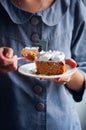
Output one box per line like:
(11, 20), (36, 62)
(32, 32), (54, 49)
(65, 69), (85, 92)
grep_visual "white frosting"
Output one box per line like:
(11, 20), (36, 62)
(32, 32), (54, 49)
(38, 50), (65, 62)
(24, 47), (39, 50)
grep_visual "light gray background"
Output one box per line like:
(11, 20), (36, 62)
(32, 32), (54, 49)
(83, 0), (86, 5)
(76, 91), (86, 130)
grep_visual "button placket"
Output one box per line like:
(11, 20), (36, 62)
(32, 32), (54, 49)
(35, 102), (45, 111)
(33, 85), (45, 111)
(33, 85), (42, 94)
(31, 16), (39, 25)
(31, 33), (39, 42)
(30, 16), (42, 44)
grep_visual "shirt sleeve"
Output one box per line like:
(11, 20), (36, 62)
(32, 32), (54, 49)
(65, 81), (85, 102)
(68, 0), (86, 102)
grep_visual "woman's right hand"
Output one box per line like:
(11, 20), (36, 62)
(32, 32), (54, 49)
(0, 47), (18, 73)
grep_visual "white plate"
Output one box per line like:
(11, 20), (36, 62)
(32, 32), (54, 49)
(18, 63), (76, 79)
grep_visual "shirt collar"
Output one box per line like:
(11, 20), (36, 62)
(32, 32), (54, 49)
(0, 0), (70, 26)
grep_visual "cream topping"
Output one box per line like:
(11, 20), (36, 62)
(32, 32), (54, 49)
(38, 50), (65, 62)
(24, 47), (39, 50)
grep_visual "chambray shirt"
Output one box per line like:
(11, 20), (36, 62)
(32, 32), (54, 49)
(0, 0), (86, 130)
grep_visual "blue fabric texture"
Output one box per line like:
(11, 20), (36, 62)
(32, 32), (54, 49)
(0, 0), (86, 129)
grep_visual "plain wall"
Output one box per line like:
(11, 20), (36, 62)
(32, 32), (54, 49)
(76, 91), (86, 130)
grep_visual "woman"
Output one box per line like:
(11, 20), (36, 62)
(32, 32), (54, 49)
(0, 0), (86, 129)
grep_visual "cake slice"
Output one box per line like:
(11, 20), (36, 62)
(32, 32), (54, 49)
(35, 50), (66, 75)
(20, 47), (66, 75)
(20, 47), (39, 61)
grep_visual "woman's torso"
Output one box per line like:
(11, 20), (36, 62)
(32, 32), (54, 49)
(0, 0), (82, 130)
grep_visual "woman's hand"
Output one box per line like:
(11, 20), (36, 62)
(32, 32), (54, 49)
(0, 47), (18, 73)
(50, 58), (77, 84)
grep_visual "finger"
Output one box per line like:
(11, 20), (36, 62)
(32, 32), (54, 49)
(0, 55), (18, 71)
(65, 58), (77, 68)
(12, 55), (18, 70)
(51, 76), (71, 84)
(3, 47), (13, 58)
(52, 79), (67, 85)
(0, 47), (13, 59)
(57, 77), (71, 82)
(0, 61), (18, 73)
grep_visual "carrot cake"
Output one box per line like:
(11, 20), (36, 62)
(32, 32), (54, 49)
(35, 50), (66, 75)
(20, 47), (39, 61)
(20, 47), (66, 75)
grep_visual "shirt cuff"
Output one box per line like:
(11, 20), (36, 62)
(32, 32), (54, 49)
(65, 69), (86, 102)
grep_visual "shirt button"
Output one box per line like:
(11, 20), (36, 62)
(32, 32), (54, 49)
(31, 16), (39, 25)
(31, 33), (39, 42)
(33, 85), (42, 93)
(36, 103), (45, 111)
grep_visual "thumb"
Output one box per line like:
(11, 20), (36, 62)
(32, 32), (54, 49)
(4, 47), (13, 58)
(65, 58), (77, 68)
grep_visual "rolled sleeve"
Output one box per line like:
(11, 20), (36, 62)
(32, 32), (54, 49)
(65, 70), (86, 102)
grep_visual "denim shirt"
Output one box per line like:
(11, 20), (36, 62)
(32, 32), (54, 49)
(0, 0), (86, 130)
